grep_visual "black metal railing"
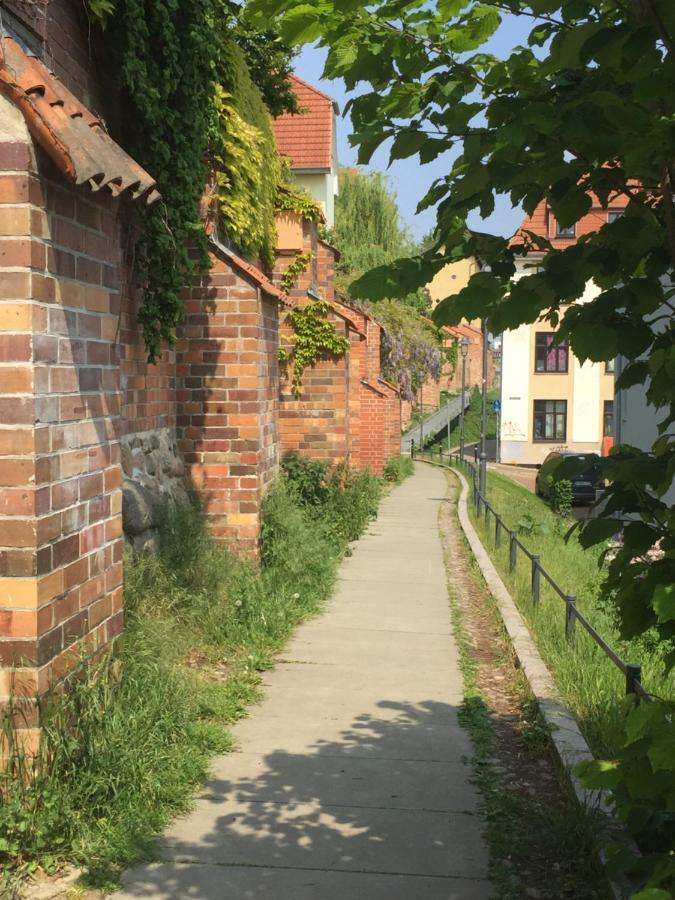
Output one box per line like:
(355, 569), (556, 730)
(413, 445), (652, 704)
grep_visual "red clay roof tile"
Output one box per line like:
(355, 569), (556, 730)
(0, 35), (159, 204)
(273, 74), (336, 172)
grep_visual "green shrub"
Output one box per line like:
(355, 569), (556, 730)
(551, 478), (573, 517)
(281, 452), (330, 507)
(281, 453), (381, 544)
(383, 455), (414, 484)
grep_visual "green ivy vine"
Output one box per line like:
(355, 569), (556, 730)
(281, 300), (350, 395)
(86, 0), (297, 360)
(276, 182), (323, 223)
(280, 250), (313, 296)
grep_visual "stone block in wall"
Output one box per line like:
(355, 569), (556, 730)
(119, 428), (189, 553)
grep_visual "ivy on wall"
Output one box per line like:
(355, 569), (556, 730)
(212, 41), (281, 268)
(279, 250), (313, 296)
(86, 0), (296, 360)
(276, 182), (323, 223)
(281, 300), (350, 396)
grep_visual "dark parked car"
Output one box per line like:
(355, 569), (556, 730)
(535, 451), (604, 505)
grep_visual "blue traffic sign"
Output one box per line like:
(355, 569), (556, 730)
(492, 399), (501, 413)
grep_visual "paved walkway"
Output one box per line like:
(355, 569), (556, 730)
(115, 464), (490, 899)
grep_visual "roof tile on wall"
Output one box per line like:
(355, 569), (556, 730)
(0, 35), (159, 204)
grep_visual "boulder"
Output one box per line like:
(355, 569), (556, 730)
(122, 479), (161, 536)
(132, 529), (161, 556)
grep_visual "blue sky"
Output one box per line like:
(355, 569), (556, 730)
(294, 14), (533, 242)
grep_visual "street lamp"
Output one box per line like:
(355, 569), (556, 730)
(458, 337), (470, 461)
(479, 320), (489, 498)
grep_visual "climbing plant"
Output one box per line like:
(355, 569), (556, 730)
(374, 300), (443, 400)
(280, 251), (313, 296)
(276, 183), (324, 222)
(211, 41), (282, 267)
(281, 300), (350, 395)
(85, 0), (296, 359)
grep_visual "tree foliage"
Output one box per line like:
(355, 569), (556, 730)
(246, 0), (675, 891)
(332, 167), (440, 394)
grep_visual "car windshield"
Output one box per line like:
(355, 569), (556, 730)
(565, 455), (601, 482)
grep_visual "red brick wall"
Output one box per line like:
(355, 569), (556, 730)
(0, 125), (123, 748)
(176, 246), (280, 556)
(274, 218), (358, 466)
(272, 216), (402, 475)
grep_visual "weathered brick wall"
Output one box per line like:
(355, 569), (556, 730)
(175, 245), (280, 556)
(274, 216), (358, 466)
(273, 218), (403, 475)
(0, 104), (123, 747)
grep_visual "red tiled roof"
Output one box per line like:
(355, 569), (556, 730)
(0, 36), (159, 204)
(273, 75), (337, 171)
(510, 197), (629, 249)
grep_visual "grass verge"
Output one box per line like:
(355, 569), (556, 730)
(0, 462), (383, 890)
(439, 474), (608, 899)
(460, 465), (673, 758)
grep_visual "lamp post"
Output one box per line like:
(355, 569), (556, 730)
(459, 337), (469, 461)
(479, 320), (489, 498)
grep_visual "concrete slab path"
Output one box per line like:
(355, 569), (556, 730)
(115, 463), (491, 899)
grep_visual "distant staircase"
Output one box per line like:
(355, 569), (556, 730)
(401, 392), (470, 455)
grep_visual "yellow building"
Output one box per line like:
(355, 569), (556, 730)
(426, 258), (478, 308)
(500, 276), (615, 465)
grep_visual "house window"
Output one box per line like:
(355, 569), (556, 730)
(533, 400), (567, 442)
(605, 358), (615, 374)
(607, 210), (623, 223)
(535, 333), (568, 373)
(554, 220), (576, 238)
(603, 400), (614, 437)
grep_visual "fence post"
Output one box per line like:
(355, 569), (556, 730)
(484, 503), (490, 527)
(509, 531), (517, 572)
(565, 594), (577, 647)
(625, 663), (642, 700)
(531, 555), (541, 605)
(410, 439), (415, 459)
(495, 516), (501, 548)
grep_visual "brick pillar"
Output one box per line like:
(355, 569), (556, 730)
(176, 243), (279, 556)
(0, 97), (123, 749)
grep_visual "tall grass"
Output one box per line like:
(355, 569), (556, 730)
(461, 467), (674, 757)
(0, 469), (381, 884)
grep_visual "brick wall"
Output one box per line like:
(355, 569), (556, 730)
(0, 101), (123, 750)
(176, 244), (280, 556)
(273, 213), (401, 475)
(274, 215), (358, 465)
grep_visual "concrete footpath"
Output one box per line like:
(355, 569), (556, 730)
(115, 463), (490, 899)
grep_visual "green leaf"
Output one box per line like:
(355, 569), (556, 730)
(648, 729), (675, 773)
(653, 584), (675, 624)
(389, 129), (428, 163)
(575, 758), (621, 789)
(578, 517), (622, 548)
(631, 890), (673, 900)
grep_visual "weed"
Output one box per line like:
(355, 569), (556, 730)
(440, 482), (607, 899)
(382, 455), (414, 484)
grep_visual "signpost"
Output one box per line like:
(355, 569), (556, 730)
(492, 398), (501, 464)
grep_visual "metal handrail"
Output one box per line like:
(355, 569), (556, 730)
(414, 446), (652, 703)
